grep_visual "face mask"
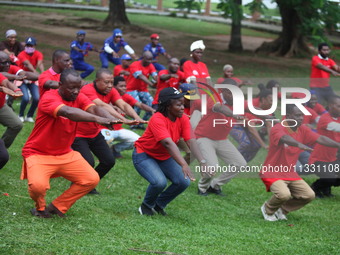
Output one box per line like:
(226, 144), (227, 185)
(25, 46), (35, 54)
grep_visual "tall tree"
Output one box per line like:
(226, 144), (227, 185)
(103, 0), (130, 27)
(256, 0), (340, 57)
(217, 0), (243, 52)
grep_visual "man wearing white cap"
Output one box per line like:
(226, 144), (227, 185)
(0, 29), (24, 65)
(182, 40), (211, 85)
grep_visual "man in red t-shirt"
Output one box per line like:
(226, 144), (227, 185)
(38, 50), (72, 97)
(193, 90), (247, 196)
(72, 69), (146, 194)
(113, 54), (131, 80)
(101, 76), (155, 157)
(309, 96), (340, 198)
(126, 51), (157, 124)
(0, 73), (22, 165)
(152, 58), (185, 109)
(310, 42), (340, 103)
(21, 69), (116, 218)
(0, 50), (39, 122)
(260, 104), (340, 221)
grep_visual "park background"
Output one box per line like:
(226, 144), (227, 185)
(0, 1), (339, 254)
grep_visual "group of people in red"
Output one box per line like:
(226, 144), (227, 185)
(0, 26), (339, 221)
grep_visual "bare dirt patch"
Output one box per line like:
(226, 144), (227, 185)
(0, 9), (310, 77)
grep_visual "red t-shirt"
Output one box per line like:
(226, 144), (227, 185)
(135, 112), (192, 160)
(113, 64), (130, 80)
(17, 50), (44, 71)
(38, 67), (60, 97)
(0, 65), (23, 108)
(310, 55), (336, 88)
(0, 73), (8, 108)
(126, 60), (156, 92)
(260, 124), (320, 191)
(216, 77), (242, 86)
(8, 65), (23, 75)
(76, 83), (122, 138)
(153, 69), (185, 104)
(22, 89), (94, 158)
(311, 103), (327, 115)
(194, 99), (232, 140)
(302, 106), (318, 125)
(309, 113), (340, 164)
(113, 93), (138, 130)
(183, 60), (210, 80)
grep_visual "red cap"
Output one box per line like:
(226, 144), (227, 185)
(150, 33), (159, 39)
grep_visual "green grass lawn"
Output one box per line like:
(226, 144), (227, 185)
(0, 111), (339, 254)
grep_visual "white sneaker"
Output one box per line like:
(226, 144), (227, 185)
(274, 208), (288, 220)
(261, 203), (278, 221)
(19, 116), (24, 122)
(25, 117), (34, 123)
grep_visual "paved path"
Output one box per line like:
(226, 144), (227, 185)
(0, 0), (282, 33)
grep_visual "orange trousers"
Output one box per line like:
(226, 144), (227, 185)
(23, 151), (99, 213)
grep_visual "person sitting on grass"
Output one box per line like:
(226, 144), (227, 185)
(133, 87), (206, 216)
(21, 69), (117, 218)
(260, 104), (340, 221)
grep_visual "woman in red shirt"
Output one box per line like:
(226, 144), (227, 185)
(133, 87), (205, 216)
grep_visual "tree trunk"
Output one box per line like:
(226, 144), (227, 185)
(256, 0), (310, 57)
(103, 0), (130, 27)
(229, 0), (243, 52)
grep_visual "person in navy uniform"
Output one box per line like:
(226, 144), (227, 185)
(143, 33), (171, 71)
(100, 28), (138, 68)
(70, 30), (99, 79)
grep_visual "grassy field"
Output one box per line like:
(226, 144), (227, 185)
(0, 5), (340, 255)
(0, 110), (339, 255)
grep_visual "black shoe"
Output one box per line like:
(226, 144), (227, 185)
(311, 183), (324, 198)
(138, 203), (155, 216)
(30, 208), (52, 218)
(321, 186), (335, 197)
(197, 189), (209, 196)
(46, 203), (66, 218)
(207, 186), (226, 196)
(154, 204), (167, 216)
(88, 189), (100, 195)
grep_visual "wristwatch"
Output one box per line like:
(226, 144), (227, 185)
(200, 159), (207, 164)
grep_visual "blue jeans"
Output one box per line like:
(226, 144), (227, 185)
(73, 59), (95, 79)
(127, 90), (154, 120)
(19, 82), (39, 118)
(100, 52), (121, 68)
(229, 126), (261, 162)
(132, 148), (190, 209)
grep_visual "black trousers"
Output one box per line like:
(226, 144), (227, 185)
(0, 139), (9, 169)
(312, 161), (340, 190)
(72, 133), (115, 179)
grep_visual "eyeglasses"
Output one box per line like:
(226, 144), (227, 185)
(0, 61), (10, 65)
